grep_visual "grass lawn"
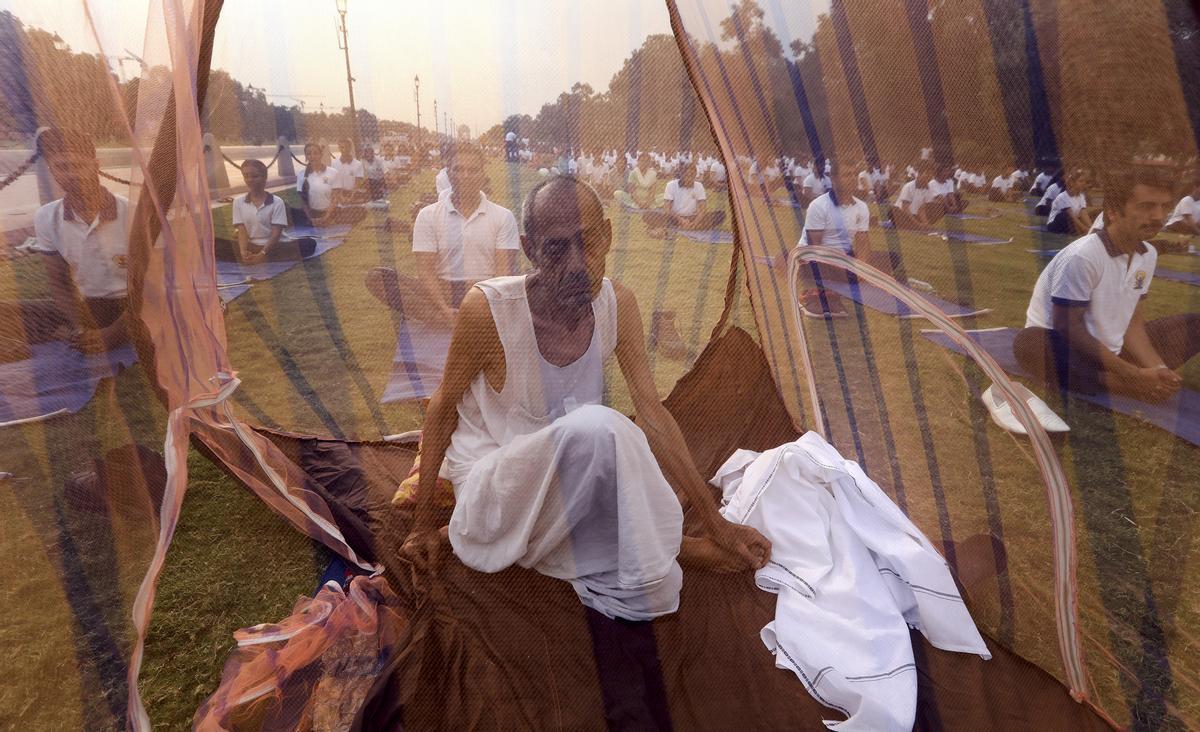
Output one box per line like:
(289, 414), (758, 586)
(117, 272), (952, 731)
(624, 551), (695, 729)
(2, 160), (1199, 728)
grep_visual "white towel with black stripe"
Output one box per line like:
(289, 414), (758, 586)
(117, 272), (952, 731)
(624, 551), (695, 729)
(712, 432), (990, 731)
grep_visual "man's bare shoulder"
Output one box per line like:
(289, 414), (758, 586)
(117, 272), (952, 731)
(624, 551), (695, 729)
(455, 288), (498, 339)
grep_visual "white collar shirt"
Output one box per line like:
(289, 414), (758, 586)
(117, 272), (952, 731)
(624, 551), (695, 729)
(411, 192), (520, 281)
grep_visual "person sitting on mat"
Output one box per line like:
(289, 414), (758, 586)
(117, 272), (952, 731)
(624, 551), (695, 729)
(331, 138), (365, 201)
(931, 164), (968, 214)
(988, 170), (1018, 202)
(1014, 166), (1200, 403)
(360, 144), (388, 201)
(628, 152), (658, 209)
(30, 129), (131, 353)
(1033, 170), (1065, 217)
(1162, 175), (1200, 237)
(294, 141), (342, 227)
(1029, 164), (1055, 197)
(890, 164), (945, 231)
(801, 156), (831, 208)
(216, 159), (316, 264)
(367, 143), (518, 325)
(642, 163), (726, 236)
(1045, 169), (1093, 236)
(401, 174), (771, 621)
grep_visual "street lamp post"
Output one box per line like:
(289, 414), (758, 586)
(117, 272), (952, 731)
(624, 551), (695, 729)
(413, 75), (421, 151)
(335, 0), (359, 150)
(434, 99), (439, 141)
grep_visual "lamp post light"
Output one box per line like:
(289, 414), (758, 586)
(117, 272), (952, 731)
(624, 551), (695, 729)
(414, 75), (421, 150)
(334, 0), (359, 150)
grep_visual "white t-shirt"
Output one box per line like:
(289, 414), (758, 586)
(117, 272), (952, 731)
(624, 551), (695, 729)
(435, 167), (452, 196)
(297, 166), (339, 211)
(663, 179), (707, 217)
(232, 192), (288, 246)
(991, 175), (1013, 192)
(362, 157), (386, 181)
(411, 192), (520, 281)
(504, 131), (517, 142)
(1165, 195), (1199, 228)
(929, 178), (955, 197)
(799, 192), (870, 253)
(896, 180), (935, 215)
(331, 157), (364, 189)
(629, 167), (657, 195)
(1033, 172), (1053, 190)
(802, 173), (829, 196)
(1024, 233), (1157, 354)
(1037, 182), (1063, 209)
(1049, 191), (1086, 220)
(33, 193), (130, 298)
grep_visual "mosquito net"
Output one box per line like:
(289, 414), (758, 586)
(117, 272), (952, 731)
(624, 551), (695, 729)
(0, 0), (1197, 729)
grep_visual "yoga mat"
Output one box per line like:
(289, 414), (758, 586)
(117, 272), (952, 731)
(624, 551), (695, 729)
(0, 342), (138, 426)
(820, 279), (992, 319)
(925, 230), (1013, 245)
(944, 213), (996, 221)
(380, 320), (454, 403)
(921, 327), (1200, 446)
(216, 238), (343, 286)
(677, 228), (735, 245)
(1024, 252), (1200, 287)
(282, 224), (353, 239)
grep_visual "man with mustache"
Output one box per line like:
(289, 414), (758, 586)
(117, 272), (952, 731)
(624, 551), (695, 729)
(1014, 166), (1200, 402)
(401, 175), (770, 621)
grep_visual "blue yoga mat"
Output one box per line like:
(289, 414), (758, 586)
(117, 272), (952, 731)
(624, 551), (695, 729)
(921, 327), (1200, 446)
(282, 224), (353, 239)
(944, 213), (996, 221)
(925, 230), (1012, 245)
(677, 228), (735, 244)
(216, 238), (344, 302)
(820, 279), (992, 319)
(0, 342), (138, 426)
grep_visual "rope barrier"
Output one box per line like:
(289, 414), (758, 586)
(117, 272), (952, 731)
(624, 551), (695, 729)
(221, 146), (284, 170)
(0, 150), (38, 192)
(98, 169), (133, 185)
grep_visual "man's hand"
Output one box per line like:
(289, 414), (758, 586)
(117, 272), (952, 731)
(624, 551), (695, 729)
(709, 520), (771, 570)
(401, 525), (450, 571)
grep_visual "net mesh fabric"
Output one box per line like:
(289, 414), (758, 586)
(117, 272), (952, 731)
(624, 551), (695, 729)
(0, 0), (1197, 729)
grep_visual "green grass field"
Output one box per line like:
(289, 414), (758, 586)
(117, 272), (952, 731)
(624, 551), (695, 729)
(2, 160), (1199, 728)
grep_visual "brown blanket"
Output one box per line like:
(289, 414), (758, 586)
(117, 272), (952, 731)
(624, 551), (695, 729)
(262, 327), (1113, 731)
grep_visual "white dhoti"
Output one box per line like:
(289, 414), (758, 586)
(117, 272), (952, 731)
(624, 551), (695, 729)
(449, 404), (684, 621)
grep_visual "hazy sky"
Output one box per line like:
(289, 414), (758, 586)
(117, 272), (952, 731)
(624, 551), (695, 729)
(0, 0), (825, 132)
(2, 0), (673, 132)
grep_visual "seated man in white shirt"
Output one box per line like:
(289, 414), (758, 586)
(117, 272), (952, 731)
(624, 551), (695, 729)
(932, 164), (968, 214)
(1045, 169), (1093, 236)
(401, 175), (771, 619)
(627, 153), (659, 209)
(800, 157), (831, 208)
(642, 163), (726, 235)
(889, 165), (945, 230)
(359, 144), (388, 201)
(367, 143), (519, 325)
(1033, 172), (1064, 217)
(1162, 176), (1200, 236)
(30, 129), (132, 353)
(988, 170), (1018, 202)
(796, 164), (873, 318)
(1029, 165), (1055, 197)
(215, 159), (315, 263)
(1014, 166), (1200, 401)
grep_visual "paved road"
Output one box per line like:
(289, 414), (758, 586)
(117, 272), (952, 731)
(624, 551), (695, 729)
(0, 144), (303, 234)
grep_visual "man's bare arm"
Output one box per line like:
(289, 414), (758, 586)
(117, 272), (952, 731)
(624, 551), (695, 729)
(410, 288), (496, 533)
(497, 248), (520, 277)
(43, 254), (82, 329)
(612, 283), (770, 567)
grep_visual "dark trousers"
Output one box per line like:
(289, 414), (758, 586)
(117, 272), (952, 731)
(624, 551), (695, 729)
(214, 236), (317, 263)
(1013, 314), (1200, 395)
(1046, 210), (1073, 234)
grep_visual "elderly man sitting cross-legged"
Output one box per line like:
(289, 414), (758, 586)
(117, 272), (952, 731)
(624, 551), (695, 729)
(402, 175), (770, 621)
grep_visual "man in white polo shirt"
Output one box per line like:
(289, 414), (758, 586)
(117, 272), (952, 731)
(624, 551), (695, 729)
(1014, 167), (1200, 401)
(368, 143), (519, 324)
(331, 138), (365, 197)
(642, 163), (725, 235)
(1045, 169), (1092, 235)
(890, 164), (944, 230)
(1162, 175), (1200, 236)
(31, 129), (131, 353)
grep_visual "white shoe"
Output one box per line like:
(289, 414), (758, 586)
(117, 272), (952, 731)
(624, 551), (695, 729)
(981, 383), (1070, 435)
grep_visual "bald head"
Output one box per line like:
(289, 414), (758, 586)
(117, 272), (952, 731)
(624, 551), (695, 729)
(522, 175), (606, 243)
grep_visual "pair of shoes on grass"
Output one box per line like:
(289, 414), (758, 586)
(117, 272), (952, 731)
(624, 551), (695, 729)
(799, 289), (848, 319)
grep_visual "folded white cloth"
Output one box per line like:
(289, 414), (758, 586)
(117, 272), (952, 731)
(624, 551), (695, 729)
(713, 432), (990, 731)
